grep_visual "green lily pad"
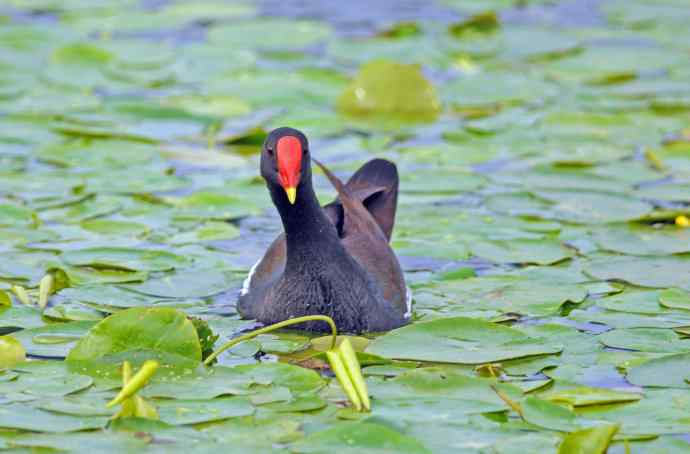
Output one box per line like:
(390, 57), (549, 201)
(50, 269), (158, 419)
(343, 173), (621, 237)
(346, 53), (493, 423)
(558, 424), (619, 454)
(208, 18), (331, 50)
(11, 321), (95, 358)
(545, 46), (684, 84)
(522, 396), (582, 432)
(444, 72), (556, 110)
(80, 219), (149, 237)
(659, 288), (690, 311)
(599, 328), (690, 353)
(0, 403), (107, 432)
(0, 203), (37, 227)
(367, 317), (563, 364)
(121, 268), (239, 298)
(9, 432), (148, 452)
(592, 224), (690, 255)
(585, 256), (690, 289)
(165, 221), (240, 245)
(66, 307), (201, 366)
(157, 397), (254, 425)
(291, 421), (431, 454)
(143, 362), (324, 400)
(0, 370), (93, 398)
(542, 386), (641, 407)
(337, 59), (441, 122)
(469, 239), (572, 265)
(172, 191), (259, 221)
(627, 352), (690, 388)
(61, 247), (189, 272)
(0, 335), (26, 368)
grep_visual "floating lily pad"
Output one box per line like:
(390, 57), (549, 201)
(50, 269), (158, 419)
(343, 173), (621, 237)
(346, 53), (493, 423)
(291, 421), (430, 454)
(157, 397), (254, 425)
(0, 403), (107, 432)
(627, 352), (690, 388)
(12, 321), (95, 358)
(337, 59), (441, 122)
(469, 239), (572, 265)
(558, 424), (619, 454)
(367, 317), (563, 364)
(659, 288), (690, 311)
(585, 256), (690, 289)
(208, 18), (331, 50)
(66, 307), (201, 366)
(61, 247), (188, 272)
(599, 328), (690, 353)
(0, 335), (26, 368)
(121, 268), (239, 298)
(542, 386), (641, 407)
(592, 224), (690, 255)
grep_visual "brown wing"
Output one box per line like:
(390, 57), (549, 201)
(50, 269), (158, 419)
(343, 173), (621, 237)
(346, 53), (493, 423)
(314, 159), (407, 316)
(324, 158), (399, 241)
(237, 159), (404, 318)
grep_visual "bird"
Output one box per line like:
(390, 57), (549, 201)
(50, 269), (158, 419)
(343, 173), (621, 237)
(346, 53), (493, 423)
(237, 127), (410, 333)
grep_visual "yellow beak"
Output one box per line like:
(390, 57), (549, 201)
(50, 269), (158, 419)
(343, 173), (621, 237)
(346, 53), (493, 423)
(285, 187), (297, 205)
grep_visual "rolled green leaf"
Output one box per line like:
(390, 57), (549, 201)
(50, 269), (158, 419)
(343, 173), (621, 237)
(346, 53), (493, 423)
(121, 361), (132, 385)
(107, 360), (159, 407)
(338, 337), (370, 411)
(326, 349), (362, 411)
(38, 274), (54, 310)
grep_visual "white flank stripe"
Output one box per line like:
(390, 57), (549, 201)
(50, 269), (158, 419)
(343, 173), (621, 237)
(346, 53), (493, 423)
(240, 259), (260, 296)
(404, 285), (413, 319)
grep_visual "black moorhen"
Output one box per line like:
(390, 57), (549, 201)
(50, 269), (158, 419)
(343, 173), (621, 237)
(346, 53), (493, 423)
(237, 127), (410, 333)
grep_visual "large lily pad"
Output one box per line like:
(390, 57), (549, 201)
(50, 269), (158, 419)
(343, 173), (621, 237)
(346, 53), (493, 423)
(291, 421), (431, 454)
(337, 59), (441, 122)
(121, 268), (239, 298)
(585, 256), (690, 289)
(0, 403), (107, 433)
(367, 317), (563, 364)
(66, 307), (201, 365)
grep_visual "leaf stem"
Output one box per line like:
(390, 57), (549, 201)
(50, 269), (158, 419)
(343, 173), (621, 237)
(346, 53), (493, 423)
(203, 315), (338, 366)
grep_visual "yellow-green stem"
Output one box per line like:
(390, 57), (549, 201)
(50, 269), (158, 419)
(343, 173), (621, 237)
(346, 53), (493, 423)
(204, 315), (337, 366)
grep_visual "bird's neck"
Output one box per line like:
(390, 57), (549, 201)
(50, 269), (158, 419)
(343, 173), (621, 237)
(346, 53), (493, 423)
(271, 179), (340, 259)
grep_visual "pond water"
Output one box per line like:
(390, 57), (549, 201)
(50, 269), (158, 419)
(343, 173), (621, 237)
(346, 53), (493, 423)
(1, 0), (690, 452)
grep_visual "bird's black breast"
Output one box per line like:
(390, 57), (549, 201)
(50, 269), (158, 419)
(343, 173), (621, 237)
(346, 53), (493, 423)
(256, 251), (404, 333)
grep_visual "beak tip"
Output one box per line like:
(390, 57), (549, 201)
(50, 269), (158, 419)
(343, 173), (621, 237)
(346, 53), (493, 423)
(286, 187), (297, 204)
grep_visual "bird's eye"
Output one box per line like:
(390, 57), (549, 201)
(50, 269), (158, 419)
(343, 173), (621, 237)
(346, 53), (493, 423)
(266, 148), (274, 156)
(303, 148), (309, 155)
